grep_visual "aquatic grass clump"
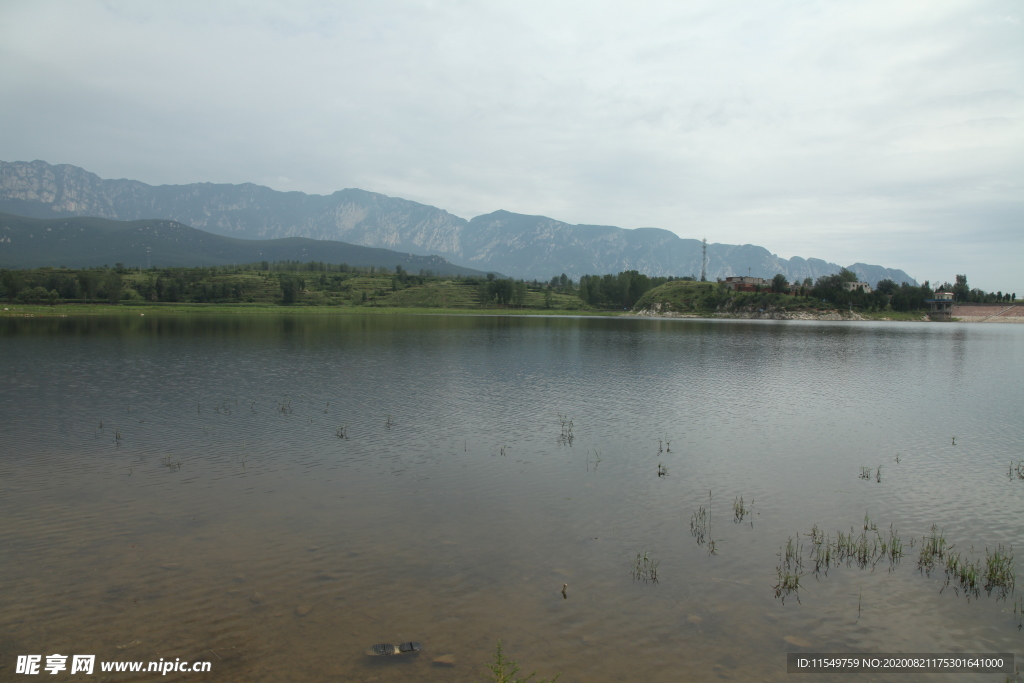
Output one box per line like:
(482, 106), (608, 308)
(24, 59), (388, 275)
(830, 526), (874, 569)
(732, 495), (753, 524)
(803, 518), (904, 577)
(556, 414), (573, 447)
(335, 425), (347, 439)
(884, 524), (904, 566)
(780, 518), (1011, 623)
(852, 529), (875, 569)
(939, 544), (1013, 600)
(689, 491), (717, 554)
(859, 466), (872, 480)
(774, 535), (804, 604)
(918, 525), (951, 575)
(630, 550), (659, 583)
(484, 640), (560, 683)
(984, 544), (1015, 598)
(807, 524), (832, 576)
(941, 550), (982, 598)
(690, 506), (709, 545)
(1009, 461), (1024, 480)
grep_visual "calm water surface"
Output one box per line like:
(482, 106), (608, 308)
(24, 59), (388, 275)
(1, 314), (1022, 682)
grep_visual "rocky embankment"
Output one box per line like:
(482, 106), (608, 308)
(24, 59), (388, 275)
(951, 304), (1024, 323)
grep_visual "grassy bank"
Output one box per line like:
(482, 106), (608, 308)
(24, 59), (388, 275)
(1, 265), (601, 316)
(0, 302), (622, 318)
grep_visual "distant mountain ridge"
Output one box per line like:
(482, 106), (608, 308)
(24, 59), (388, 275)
(0, 160), (917, 286)
(0, 212), (491, 275)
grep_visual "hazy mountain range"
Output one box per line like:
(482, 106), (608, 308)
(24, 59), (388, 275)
(0, 160), (916, 286)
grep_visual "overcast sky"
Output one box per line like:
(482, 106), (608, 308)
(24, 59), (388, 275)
(2, 0), (1021, 291)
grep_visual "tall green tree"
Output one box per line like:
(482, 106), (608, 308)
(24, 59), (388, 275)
(512, 280), (528, 307)
(102, 270), (123, 304)
(77, 270), (100, 302)
(953, 274), (969, 301)
(280, 274), (303, 304)
(1, 269), (25, 301)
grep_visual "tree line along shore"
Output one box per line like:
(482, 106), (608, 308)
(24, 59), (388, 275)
(0, 262), (1015, 319)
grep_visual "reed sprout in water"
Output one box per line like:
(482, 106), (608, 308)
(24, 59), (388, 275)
(733, 495), (753, 525)
(484, 640), (560, 683)
(858, 466), (881, 482)
(783, 517), (1014, 624)
(630, 550), (659, 584)
(799, 518), (906, 581)
(774, 535), (804, 604)
(918, 524), (950, 575)
(1009, 460), (1024, 480)
(556, 414), (573, 447)
(689, 491), (717, 555)
(984, 544), (1015, 598)
(690, 506), (709, 545)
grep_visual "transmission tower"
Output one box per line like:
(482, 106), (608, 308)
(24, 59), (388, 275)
(700, 237), (708, 282)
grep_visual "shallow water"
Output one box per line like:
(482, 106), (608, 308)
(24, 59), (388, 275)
(1, 314), (1022, 681)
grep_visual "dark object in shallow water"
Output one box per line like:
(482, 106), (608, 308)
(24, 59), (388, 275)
(366, 642), (422, 656)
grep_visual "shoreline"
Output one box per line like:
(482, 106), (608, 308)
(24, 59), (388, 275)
(3, 303), (1022, 323)
(633, 309), (1024, 323)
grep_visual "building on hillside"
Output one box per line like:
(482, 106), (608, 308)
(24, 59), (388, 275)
(925, 291), (954, 320)
(723, 276), (769, 292)
(842, 281), (873, 294)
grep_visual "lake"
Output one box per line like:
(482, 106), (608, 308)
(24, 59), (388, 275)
(1, 314), (1021, 681)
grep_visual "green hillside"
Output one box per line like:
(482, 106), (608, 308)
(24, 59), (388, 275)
(0, 212), (493, 276)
